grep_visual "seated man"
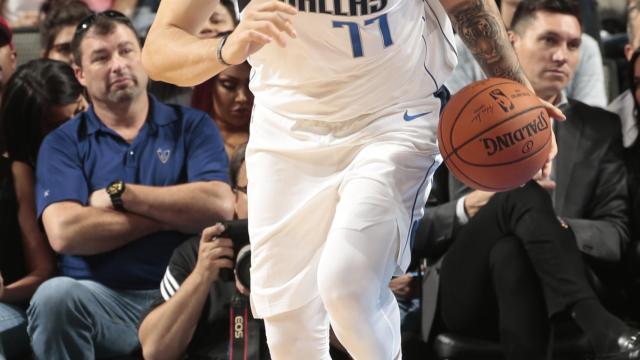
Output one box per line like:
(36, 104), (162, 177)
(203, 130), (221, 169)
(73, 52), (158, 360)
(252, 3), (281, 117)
(418, 0), (638, 358)
(608, 0), (640, 153)
(27, 11), (235, 359)
(446, 0), (607, 107)
(139, 144), (272, 359)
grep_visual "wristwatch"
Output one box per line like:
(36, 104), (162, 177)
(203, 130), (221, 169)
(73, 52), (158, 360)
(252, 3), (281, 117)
(106, 180), (126, 211)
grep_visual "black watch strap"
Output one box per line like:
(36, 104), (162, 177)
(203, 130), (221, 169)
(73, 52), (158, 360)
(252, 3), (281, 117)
(111, 195), (124, 211)
(106, 180), (126, 211)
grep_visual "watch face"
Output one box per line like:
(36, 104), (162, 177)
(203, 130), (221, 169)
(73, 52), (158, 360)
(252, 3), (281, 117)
(107, 181), (123, 195)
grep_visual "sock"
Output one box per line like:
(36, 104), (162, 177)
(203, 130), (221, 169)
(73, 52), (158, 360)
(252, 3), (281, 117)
(571, 298), (628, 354)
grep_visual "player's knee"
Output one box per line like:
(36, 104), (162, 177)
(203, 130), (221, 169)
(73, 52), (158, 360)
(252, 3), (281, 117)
(317, 265), (368, 321)
(264, 312), (330, 360)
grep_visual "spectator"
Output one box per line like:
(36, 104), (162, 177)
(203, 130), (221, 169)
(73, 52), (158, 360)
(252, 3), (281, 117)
(3, 0), (42, 27)
(40, 0), (92, 64)
(83, 0), (137, 14)
(191, 62), (252, 159)
(446, 0), (607, 108)
(26, 11), (234, 359)
(617, 50), (640, 317)
(418, 0), (639, 358)
(0, 58), (83, 360)
(196, 0), (236, 39)
(609, 0), (640, 151)
(0, 16), (15, 93)
(39, 0), (139, 23)
(138, 143), (270, 360)
(629, 0), (640, 56)
(609, 0), (640, 245)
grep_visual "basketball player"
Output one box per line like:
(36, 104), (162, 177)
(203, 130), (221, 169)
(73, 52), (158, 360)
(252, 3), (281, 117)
(142, 0), (563, 358)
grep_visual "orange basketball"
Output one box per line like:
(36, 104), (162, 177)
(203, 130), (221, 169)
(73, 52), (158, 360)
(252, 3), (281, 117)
(438, 78), (552, 192)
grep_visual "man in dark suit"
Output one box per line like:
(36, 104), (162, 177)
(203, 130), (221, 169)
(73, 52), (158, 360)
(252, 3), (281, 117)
(417, 0), (638, 359)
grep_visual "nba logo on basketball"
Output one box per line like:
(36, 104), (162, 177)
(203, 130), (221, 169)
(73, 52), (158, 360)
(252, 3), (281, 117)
(489, 89), (515, 112)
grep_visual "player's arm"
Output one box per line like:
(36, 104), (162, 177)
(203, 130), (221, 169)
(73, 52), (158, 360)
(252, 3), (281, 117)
(42, 202), (165, 255)
(140, 225), (233, 360)
(89, 181), (236, 234)
(441, 0), (528, 85)
(142, 0), (297, 87)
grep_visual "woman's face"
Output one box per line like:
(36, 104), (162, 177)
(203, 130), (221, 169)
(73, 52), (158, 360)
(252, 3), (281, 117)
(43, 95), (88, 134)
(212, 63), (253, 130)
(198, 5), (235, 38)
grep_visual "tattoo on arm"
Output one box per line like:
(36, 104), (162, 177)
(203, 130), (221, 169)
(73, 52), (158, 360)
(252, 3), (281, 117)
(449, 0), (528, 84)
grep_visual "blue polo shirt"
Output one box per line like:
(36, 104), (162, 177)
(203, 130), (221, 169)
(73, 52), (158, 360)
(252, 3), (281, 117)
(36, 95), (229, 290)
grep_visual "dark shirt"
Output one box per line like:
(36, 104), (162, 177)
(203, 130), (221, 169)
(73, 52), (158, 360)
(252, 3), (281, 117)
(0, 156), (26, 285)
(626, 142), (640, 241)
(35, 95), (229, 289)
(145, 237), (269, 360)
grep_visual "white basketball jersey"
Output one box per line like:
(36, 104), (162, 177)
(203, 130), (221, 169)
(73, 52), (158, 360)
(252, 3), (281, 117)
(245, 0), (458, 123)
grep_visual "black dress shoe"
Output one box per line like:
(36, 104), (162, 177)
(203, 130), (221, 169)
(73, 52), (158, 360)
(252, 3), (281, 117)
(597, 331), (640, 359)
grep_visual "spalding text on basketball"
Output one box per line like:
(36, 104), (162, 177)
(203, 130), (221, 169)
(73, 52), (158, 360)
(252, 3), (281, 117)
(480, 111), (549, 156)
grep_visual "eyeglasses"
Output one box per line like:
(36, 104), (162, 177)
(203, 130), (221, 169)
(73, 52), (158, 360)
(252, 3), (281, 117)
(74, 10), (131, 37)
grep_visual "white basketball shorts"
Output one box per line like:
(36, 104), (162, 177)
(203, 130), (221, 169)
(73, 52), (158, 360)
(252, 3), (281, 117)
(246, 95), (443, 318)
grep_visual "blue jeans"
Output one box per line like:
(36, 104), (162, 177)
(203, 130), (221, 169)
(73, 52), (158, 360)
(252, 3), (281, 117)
(0, 302), (29, 359)
(27, 277), (158, 360)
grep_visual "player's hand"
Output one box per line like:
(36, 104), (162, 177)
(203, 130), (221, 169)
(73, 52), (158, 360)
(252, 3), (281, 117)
(89, 188), (112, 209)
(221, 0), (298, 65)
(464, 190), (495, 218)
(194, 224), (234, 283)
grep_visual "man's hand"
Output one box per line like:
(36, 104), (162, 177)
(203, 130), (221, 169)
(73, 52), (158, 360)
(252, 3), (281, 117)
(221, 0), (298, 65)
(89, 188), (113, 209)
(193, 224), (234, 283)
(464, 190), (495, 218)
(389, 274), (417, 299)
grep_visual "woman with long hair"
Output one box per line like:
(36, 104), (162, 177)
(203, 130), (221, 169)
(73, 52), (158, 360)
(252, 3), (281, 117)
(191, 60), (253, 158)
(0, 58), (87, 358)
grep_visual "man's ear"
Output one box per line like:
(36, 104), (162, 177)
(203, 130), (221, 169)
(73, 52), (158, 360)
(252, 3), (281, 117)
(73, 63), (87, 87)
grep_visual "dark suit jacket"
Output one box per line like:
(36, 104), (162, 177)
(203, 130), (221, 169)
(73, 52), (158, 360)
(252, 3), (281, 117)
(417, 99), (630, 340)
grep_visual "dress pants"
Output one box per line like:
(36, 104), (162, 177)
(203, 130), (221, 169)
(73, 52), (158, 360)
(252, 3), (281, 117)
(439, 181), (596, 360)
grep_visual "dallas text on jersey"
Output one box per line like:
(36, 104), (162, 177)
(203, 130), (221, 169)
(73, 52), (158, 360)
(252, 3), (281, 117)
(279, 0), (387, 16)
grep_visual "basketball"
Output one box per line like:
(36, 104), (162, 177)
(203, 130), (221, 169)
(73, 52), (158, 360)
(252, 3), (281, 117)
(438, 78), (552, 192)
